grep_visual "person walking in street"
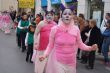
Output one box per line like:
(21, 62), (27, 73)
(85, 19), (101, 69)
(102, 19), (110, 66)
(33, 10), (57, 73)
(99, 13), (110, 54)
(15, 13), (21, 48)
(100, 13), (110, 34)
(39, 8), (98, 73)
(77, 14), (86, 60)
(80, 20), (91, 64)
(17, 12), (30, 52)
(25, 24), (36, 63)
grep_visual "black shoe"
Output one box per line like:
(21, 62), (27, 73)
(26, 57), (28, 62)
(29, 60), (33, 63)
(85, 65), (93, 70)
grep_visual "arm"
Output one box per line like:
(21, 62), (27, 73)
(100, 19), (107, 34)
(29, 21), (31, 25)
(103, 29), (110, 37)
(18, 21), (24, 29)
(34, 21), (44, 50)
(44, 26), (57, 57)
(25, 33), (29, 46)
(77, 29), (92, 51)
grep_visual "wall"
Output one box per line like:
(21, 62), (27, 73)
(102, 0), (110, 17)
(0, 0), (18, 11)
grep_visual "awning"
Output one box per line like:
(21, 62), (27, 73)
(65, 0), (77, 2)
(41, 0), (47, 6)
(51, 0), (61, 4)
(64, 0), (72, 2)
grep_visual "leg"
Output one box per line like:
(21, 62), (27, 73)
(16, 33), (21, 48)
(89, 51), (95, 69)
(77, 49), (81, 60)
(102, 38), (110, 63)
(26, 45), (30, 62)
(29, 44), (33, 63)
(86, 51), (95, 69)
(21, 32), (26, 52)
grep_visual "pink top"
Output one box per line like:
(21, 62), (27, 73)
(38, 21), (56, 51)
(2, 15), (11, 23)
(0, 15), (2, 20)
(44, 20), (91, 67)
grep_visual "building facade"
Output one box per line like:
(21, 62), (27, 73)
(77, 0), (110, 27)
(0, 0), (2, 11)
(35, 0), (110, 27)
(0, 0), (109, 22)
(0, 0), (18, 12)
(77, 0), (110, 18)
(102, 0), (110, 16)
(35, 0), (77, 14)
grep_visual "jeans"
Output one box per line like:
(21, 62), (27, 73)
(102, 37), (110, 62)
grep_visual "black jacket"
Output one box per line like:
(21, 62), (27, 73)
(88, 26), (101, 46)
(81, 26), (91, 42)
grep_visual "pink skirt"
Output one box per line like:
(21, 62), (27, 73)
(45, 49), (76, 73)
(34, 50), (47, 73)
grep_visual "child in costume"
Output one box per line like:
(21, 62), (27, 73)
(25, 24), (36, 63)
(17, 12), (30, 52)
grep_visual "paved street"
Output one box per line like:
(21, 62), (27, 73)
(0, 30), (34, 73)
(0, 30), (110, 73)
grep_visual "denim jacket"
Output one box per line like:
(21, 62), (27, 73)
(103, 28), (110, 37)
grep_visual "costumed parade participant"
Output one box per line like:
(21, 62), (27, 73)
(25, 24), (36, 63)
(39, 5), (97, 73)
(17, 12), (30, 52)
(33, 10), (57, 73)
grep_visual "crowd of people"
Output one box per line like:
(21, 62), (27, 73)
(0, 5), (109, 73)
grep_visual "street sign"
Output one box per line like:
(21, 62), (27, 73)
(18, 0), (35, 8)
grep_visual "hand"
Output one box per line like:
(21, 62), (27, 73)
(39, 55), (46, 62)
(34, 43), (39, 50)
(91, 44), (98, 51)
(23, 26), (28, 30)
(34, 46), (38, 50)
(31, 50), (37, 62)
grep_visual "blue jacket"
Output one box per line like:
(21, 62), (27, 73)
(103, 28), (110, 37)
